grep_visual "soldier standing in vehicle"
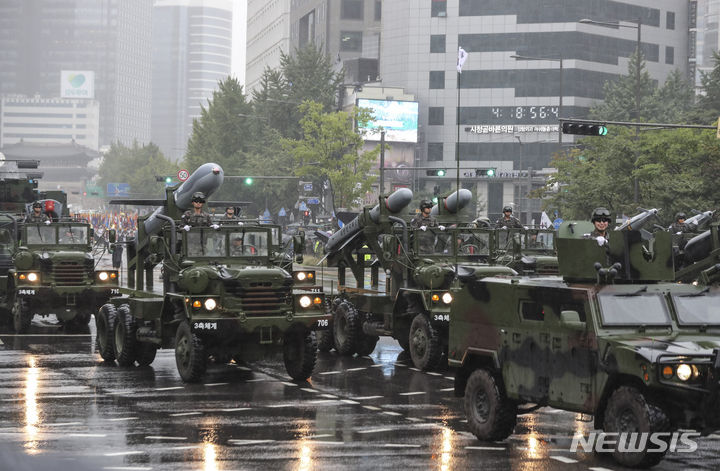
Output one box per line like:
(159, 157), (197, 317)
(25, 201), (50, 223)
(495, 205), (523, 229)
(411, 200), (439, 229)
(182, 192), (212, 228)
(590, 207), (612, 246)
(668, 212), (689, 233)
(222, 206), (238, 220)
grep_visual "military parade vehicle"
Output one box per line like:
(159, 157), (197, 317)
(492, 227), (558, 275)
(0, 159), (118, 332)
(96, 164), (329, 382)
(318, 188), (515, 370)
(449, 217), (720, 467)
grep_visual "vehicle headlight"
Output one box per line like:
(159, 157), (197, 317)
(98, 271), (109, 281)
(27, 273), (39, 282)
(204, 298), (217, 311)
(676, 363), (692, 381)
(442, 292), (453, 304)
(296, 272), (306, 281)
(299, 295), (312, 308)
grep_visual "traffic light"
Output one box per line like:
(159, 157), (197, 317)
(475, 168), (496, 177)
(432, 196), (439, 204)
(562, 121), (608, 136)
(154, 176), (173, 183)
(426, 169), (446, 176)
(244, 177), (254, 185)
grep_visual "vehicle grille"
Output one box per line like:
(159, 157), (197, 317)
(48, 261), (91, 285)
(225, 279), (292, 316)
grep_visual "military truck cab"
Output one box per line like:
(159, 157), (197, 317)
(450, 222), (720, 467)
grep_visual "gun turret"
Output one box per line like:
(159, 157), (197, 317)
(325, 188), (412, 254)
(430, 189), (472, 216)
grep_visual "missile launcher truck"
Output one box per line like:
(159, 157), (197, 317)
(97, 164), (329, 382)
(450, 218), (720, 468)
(318, 189), (515, 370)
(0, 160), (118, 333)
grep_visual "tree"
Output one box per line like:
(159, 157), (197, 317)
(98, 141), (177, 197)
(284, 101), (379, 210)
(689, 51), (720, 124)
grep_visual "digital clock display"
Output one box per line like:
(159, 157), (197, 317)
(491, 106), (559, 120)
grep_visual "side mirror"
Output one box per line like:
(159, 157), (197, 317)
(108, 229), (116, 244)
(560, 310), (585, 330)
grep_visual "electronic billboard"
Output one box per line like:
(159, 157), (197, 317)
(357, 99), (418, 143)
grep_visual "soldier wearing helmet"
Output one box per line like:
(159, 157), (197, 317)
(590, 207), (612, 242)
(668, 212), (689, 234)
(25, 201), (50, 223)
(181, 192), (212, 227)
(222, 206), (238, 220)
(495, 205), (522, 229)
(411, 200), (438, 229)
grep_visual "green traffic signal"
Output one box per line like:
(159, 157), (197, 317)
(165, 176), (172, 184)
(432, 196), (439, 204)
(244, 177), (254, 185)
(562, 122), (608, 136)
(436, 169), (446, 176)
(486, 168), (495, 177)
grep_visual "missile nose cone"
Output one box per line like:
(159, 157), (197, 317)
(212, 166), (220, 175)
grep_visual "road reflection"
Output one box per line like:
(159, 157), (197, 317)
(24, 355), (41, 454)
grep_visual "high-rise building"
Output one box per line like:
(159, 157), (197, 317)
(246, 0), (292, 95)
(152, 0), (234, 162)
(0, 0), (152, 148)
(381, 0), (689, 222)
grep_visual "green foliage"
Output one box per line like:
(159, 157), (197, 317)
(689, 51), (720, 124)
(98, 141), (177, 197)
(284, 102), (379, 209)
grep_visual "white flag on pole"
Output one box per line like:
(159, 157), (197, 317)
(540, 211), (553, 229)
(457, 47), (468, 73)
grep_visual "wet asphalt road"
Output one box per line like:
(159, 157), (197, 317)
(1, 319), (719, 471)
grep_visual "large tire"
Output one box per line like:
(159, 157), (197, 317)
(316, 330), (334, 352)
(12, 298), (32, 334)
(95, 304), (117, 361)
(113, 305), (137, 367)
(603, 386), (671, 468)
(174, 321), (206, 382)
(355, 334), (379, 356)
(135, 343), (158, 367)
(409, 313), (443, 370)
(333, 301), (361, 356)
(464, 369), (517, 441)
(283, 330), (318, 381)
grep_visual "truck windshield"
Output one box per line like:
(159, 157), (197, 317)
(187, 230), (226, 257)
(598, 293), (671, 326)
(456, 230), (490, 256)
(523, 230), (554, 251)
(57, 225), (88, 245)
(229, 230), (268, 257)
(26, 224), (56, 244)
(672, 292), (720, 325)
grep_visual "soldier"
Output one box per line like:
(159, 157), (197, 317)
(590, 207), (612, 246)
(411, 200), (442, 230)
(181, 192), (213, 229)
(222, 206), (238, 220)
(25, 201), (50, 223)
(495, 205), (523, 229)
(668, 212), (689, 233)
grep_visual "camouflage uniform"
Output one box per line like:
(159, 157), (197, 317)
(181, 210), (212, 227)
(410, 214), (438, 228)
(590, 229), (610, 240)
(669, 222), (688, 233)
(25, 213), (50, 223)
(495, 215), (523, 229)
(222, 214), (238, 221)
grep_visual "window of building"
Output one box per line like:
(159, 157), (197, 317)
(666, 11), (675, 30)
(429, 71), (445, 89)
(428, 142), (443, 161)
(428, 107), (444, 125)
(340, 31), (363, 51)
(666, 46), (674, 65)
(341, 0), (364, 20)
(299, 10), (315, 47)
(375, 0), (381, 20)
(430, 35), (446, 53)
(431, 0), (447, 17)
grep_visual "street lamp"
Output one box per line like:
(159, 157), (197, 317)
(510, 54), (563, 144)
(579, 17), (642, 202)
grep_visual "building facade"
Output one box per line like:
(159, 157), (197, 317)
(0, 96), (100, 150)
(246, 0), (292, 94)
(380, 0), (689, 222)
(0, 0), (152, 148)
(152, 0), (234, 162)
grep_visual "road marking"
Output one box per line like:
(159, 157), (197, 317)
(221, 407), (251, 412)
(309, 434), (333, 439)
(104, 451), (145, 456)
(465, 446), (506, 451)
(708, 434), (720, 439)
(437, 388), (454, 392)
(588, 468), (615, 471)
(406, 418), (423, 422)
(67, 433), (107, 438)
(0, 338), (3, 345)
(308, 399), (337, 405)
(281, 382), (298, 387)
(312, 440), (345, 445)
(393, 363), (406, 367)
(426, 372), (442, 376)
(369, 364), (386, 368)
(550, 456), (578, 464)
(107, 417), (139, 422)
(409, 367), (420, 372)
(301, 388), (319, 393)
(228, 439), (275, 445)
(383, 411), (403, 416)
(154, 387), (183, 391)
(384, 443), (421, 448)
(321, 394), (337, 398)
(319, 370), (341, 375)
(346, 367), (367, 372)
(341, 399), (359, 405)
(45, 422), (83, 427)
(352, 395), (383, 400)
(203, 382), (228, 387)
(145, 436), (187, 440)
(357, 428), (392, 434)
(362, 405), (381, 411)
(398, 391), (426, 396)
(444, 376), (454, 380)
(103, 467), (152, 471)
(169, 412), (201, 417)
(246, 379), (266, 382)
(267, 404), (294, 408)
(235, 366), (252, 371)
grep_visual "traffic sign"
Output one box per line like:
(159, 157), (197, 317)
(307, 198), (320, 205)
(278, 207), (287, 217)
(303, 183), (313, 192)
(553, 218), (564, 230)
(177, 169), (190, 182)
(107, 183), (130, 197)
(299, 201), (308, 211)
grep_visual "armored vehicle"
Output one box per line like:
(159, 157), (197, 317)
(319, 189), (514, 370)
(97, 164), (329, 382)
(449, 220), (720, 467)
(5, 220), (119, 332)
(492, 227), (558, 275)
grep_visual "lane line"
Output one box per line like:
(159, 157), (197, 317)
(550, 456), (578, 464)
(104, 451), (145, 457)
(107, 417), (139, 422)
(300, 388), (319, 393)
(383, 411), (403, 416)
(169, 412), (201, 417)
(362, 405), (381, 411)
(145, 436), (187, 440)
(384, 443), (421, 448)
(465, 446), (506, 451)
(281, 382), (298, 387)
(312, 440), (344, 445)
(437, 388), (454, 392)
(398, 391), (425, 396)
(67, 433), (107, 438)
(319, 371), (341, 375)
(426, 372), (442, 376)
(357, 428), (392, 434)
(444, 376), (454, 380)
(228, 439), (275, 445)
(221, 408), (252, 412)
(45, 422), (83, 427)
(154, 387), (183, 391)
(352, 395), (384, 400)
(321, 394), (337, 398)
(346, 367), (367, 372)
(341, 399), (359, 405)
(203, 383), (228, 387)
